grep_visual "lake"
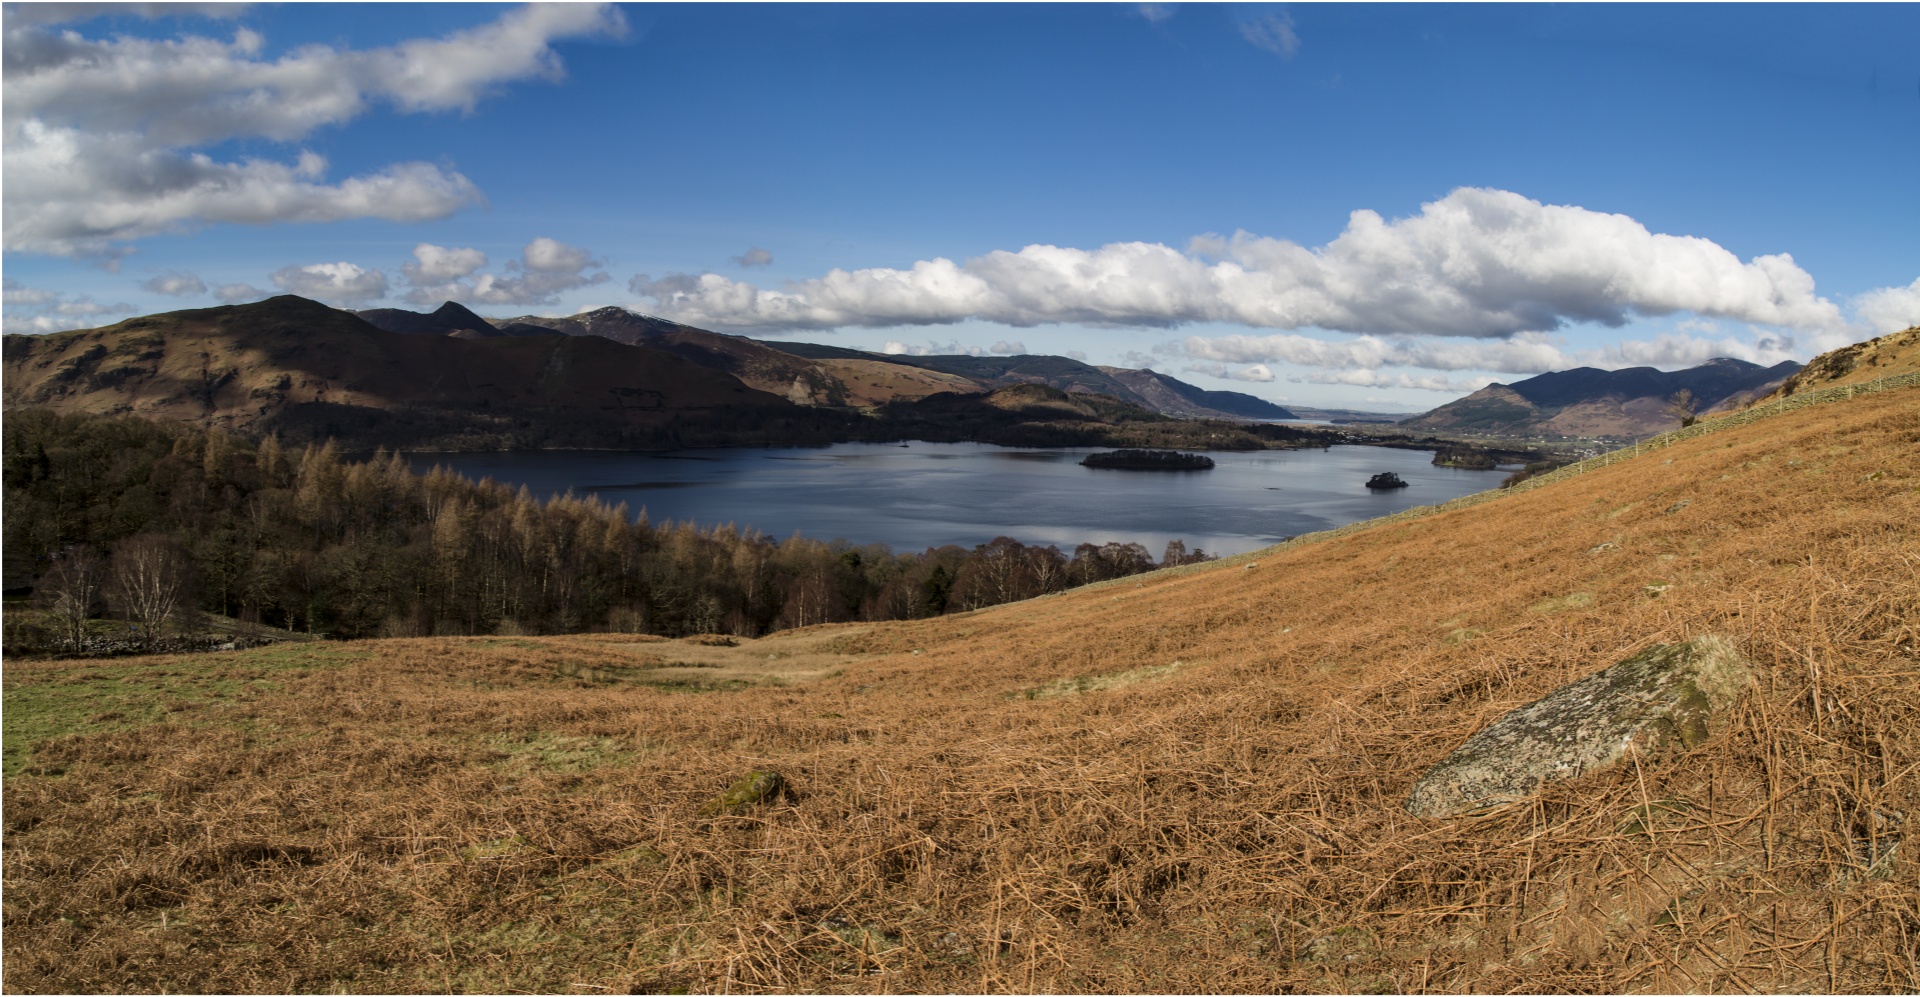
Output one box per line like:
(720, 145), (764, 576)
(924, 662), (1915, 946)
(401, 442), (1507, 558)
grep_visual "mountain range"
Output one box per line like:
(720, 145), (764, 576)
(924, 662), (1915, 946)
(357, 304), (1296, 420)
(7, 296), (1828, 449)
(1397, 357), (1803, 438)
(0, 296), (818, 450)
(3, 297), (1326, 453)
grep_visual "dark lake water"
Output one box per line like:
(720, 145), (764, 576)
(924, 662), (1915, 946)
(401, 442), (1507, 557)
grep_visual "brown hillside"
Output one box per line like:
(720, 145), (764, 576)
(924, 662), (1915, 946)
(1, 296), (794, 445)
(1763, 325), (1920, 401)
(4, 383), (1917, 991)
(491, 307), (975, 407)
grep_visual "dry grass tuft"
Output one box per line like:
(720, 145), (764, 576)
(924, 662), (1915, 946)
(5, 389), (1918, 993)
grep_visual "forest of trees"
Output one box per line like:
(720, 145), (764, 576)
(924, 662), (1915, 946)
(3, 410), (1214, 653)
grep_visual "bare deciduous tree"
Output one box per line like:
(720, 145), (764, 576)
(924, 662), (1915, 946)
(112, 534), (193, 650)
(37, 545), (105, 652)
(1666, 388), (1699, 428)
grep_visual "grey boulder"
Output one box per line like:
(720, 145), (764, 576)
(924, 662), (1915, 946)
(1407, 636), (1753, 818)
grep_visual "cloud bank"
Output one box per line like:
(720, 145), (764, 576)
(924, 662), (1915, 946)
(269, 262), (389, 305)
(3, 3), (625, 257)
(1855, 277), (1920, 335)
(402, 238), (610, 307)
(2, 277), (134, 332)
(628, 188), (1846, 339)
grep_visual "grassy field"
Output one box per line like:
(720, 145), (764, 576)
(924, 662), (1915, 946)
(3, 385), (1917, 993)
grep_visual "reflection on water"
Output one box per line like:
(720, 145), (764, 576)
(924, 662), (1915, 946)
(401, 441), (1504, 557)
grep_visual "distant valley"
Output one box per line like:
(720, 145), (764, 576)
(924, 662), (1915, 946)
(7, 295), (1802, 455)
(2, 297), (1360, 454)
(1399, 357), (1802, 439)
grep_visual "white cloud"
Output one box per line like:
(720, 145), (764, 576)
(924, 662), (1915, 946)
(880, 338), (993, 357)
(989, 340), (1027, 355)
(1065, 350), (1088, 361)
(269, 262), (389, 304)
(1135, 4), (1177, 25)
(1187, 325), (1821, 381)
(403, 243), (489, 283)
(1183, 361), (1276, 382)
(213, 282), (267, 303)
(3, 277), (59, 305)
(1, 5), (253, 29)
(3, 4), (625, 256)
(1297, 370), (1498, 393)
(732, 247), (773, 268)
(141, 270), (207, 296)
(1855, 277), (1920, 335)
(2, 277), (134, 332)
(627, 188), (1845, 340)
(404, 237), (609, 306)
(1186, 330), (1574, 374)
(1238, 12), (1301, 58)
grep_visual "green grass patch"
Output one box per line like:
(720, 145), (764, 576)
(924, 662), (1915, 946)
(493, 733), (635, 774)
(1, 643), (368, 778)
(1528, 592), (1594, 615)
(1016, 661), (1185, 700)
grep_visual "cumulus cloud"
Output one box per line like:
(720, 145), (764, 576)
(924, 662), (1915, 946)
(1238, 11), (1301, 58)
(880, 338), (1009, 357)
(141, 270), (208, 296)
(404, 237), (609, 306)
(1186, 330), (1574, 375)
(403, 244), (489, 284)
(3, 277), (59, 306)
(989, 340), (1027, 355)
(883, 339), (957, 357)
(2, 277), (135, 332)
(732, 247), (773, 268)
(2, 5), (253, 28)
(1183, 361), (1276, 382)
(3, 3), (625, 256)
(269, 262), (389, 304)
(213, 282), (267, 303)
(1065, 350), (1088, 361)
(1298, 370), (1498, 393)
(626, 189), (1846, 340)
(1855, 277), (1920, 335)
(1186, 325), (1816, 380)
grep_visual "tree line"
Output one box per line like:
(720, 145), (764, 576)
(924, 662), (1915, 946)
(3, 410), (1214, 652)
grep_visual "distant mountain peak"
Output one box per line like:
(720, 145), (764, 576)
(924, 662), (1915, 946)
(1400, 356), (1802, 439)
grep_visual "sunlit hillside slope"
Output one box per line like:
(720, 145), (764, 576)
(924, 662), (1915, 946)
(4, 373), (1916, 992)
(1766, 325), (1920, 399)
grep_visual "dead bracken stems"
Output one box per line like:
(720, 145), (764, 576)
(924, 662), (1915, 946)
(3, 391), (1918, 993)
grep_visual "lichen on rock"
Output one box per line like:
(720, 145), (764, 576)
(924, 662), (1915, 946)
(1407, 636), (1752, 818)
(700, 770), (787, 816)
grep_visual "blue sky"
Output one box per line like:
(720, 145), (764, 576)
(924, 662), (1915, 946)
(4, 2), (1917, 411)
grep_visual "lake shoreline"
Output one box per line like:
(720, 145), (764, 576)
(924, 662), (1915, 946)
(397, 441), (1509, 558)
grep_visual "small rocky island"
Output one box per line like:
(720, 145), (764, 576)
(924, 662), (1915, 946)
(1365, 471), (1410, 489)
(1081, 449), (1216, 471)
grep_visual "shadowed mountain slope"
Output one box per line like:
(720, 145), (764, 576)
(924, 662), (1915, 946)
(3, 339), (1914, 991)
(475, 307), (976, 406)
(1402, 356), (1801, 438)
(355, 301), (498, 338)
(1, 296), (807, 449)
(1098, 366), (1297, 420)
(769, 340), (1290, 419)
